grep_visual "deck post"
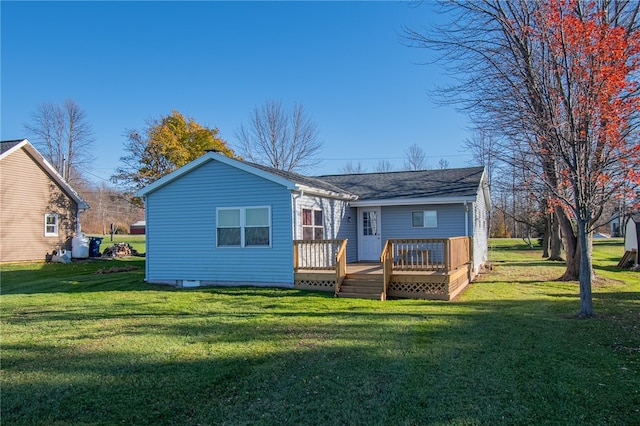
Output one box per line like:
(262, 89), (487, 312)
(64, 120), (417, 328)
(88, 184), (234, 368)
(444, 239), (450, 273)
(335, 239), (348, 296)
(380, 240), (392, 301)
(469, 236), (474, 272)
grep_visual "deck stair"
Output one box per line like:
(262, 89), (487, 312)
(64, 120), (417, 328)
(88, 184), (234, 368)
(336, 264), (385, 300)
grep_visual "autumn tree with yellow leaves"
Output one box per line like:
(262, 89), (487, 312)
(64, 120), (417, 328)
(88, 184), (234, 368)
(112, 110), (235, 193)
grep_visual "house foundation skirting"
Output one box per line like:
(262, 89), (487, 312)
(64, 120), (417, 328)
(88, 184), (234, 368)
(146, 279), (295, 289)
(294, 271), (336, 292)
(387, 267), (470, 301)
(293, 265), (471, 300)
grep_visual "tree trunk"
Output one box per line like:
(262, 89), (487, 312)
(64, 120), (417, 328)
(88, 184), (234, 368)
(577, 219), (594, 317)
(541, 213), (550, 258)
(557, 209), (580, 280)
(549, 210), (563, 261)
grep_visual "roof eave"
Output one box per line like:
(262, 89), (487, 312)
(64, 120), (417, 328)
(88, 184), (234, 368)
(137, 152), (298, 197)
(295, 184), (358, 201)
(350, 195), (478, 207)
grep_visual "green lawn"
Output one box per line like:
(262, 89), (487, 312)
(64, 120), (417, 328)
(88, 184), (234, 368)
(1, 240), (638, 425)
(86, 234), (146, 254)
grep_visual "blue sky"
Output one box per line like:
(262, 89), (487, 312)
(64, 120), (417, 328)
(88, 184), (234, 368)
(1, 1), (473, 184)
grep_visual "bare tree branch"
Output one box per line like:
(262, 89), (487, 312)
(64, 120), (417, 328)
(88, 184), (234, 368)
(403, 143), (427, 170)
(236, 100), (323, 173)
(24, 99), (94, 185)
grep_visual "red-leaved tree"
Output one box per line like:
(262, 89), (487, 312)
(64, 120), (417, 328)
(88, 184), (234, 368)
(406, 0), (640, 316)
(527, 0), (640, 316)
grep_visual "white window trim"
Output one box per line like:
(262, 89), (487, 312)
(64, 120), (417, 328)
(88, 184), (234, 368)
(44, 213), (59, 237)
(216, 206), (271, 248)
(411, 210), (438, 228)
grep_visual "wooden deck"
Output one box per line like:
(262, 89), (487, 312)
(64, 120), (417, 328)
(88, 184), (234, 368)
(293, 237), (473, 301)
(295, 262), (471, 301)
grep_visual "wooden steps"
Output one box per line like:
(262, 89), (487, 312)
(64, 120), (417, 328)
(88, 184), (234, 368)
(336, 273), (384, 300)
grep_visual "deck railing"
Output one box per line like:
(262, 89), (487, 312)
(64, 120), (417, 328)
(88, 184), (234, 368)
(386, 237), (472, 272)
(447, 236), (472, 272)
(380, 240), (393, 301)
(293, 239), (347, 271)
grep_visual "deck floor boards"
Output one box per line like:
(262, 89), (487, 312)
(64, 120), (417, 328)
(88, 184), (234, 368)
(297, 262), (450, 276)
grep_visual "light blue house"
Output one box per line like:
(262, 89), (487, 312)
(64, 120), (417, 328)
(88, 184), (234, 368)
(137, 152), (490, 299)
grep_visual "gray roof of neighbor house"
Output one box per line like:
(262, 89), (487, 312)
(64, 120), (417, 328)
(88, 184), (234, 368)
(0, 140), (24, 155)
(315, 166), (486, 200)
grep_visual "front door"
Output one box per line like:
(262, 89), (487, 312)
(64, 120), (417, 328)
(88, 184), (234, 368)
(358, 207), (381, 261)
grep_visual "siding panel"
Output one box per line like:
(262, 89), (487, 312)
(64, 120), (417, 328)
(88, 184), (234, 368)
(472, 184), (490, 270)
(145, 160), (293, 286)
(1, 148), (78, 262)
(293, 194), (357, 262)
(381, 204), (467, 242)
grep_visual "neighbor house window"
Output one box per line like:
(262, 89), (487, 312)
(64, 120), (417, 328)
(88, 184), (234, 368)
(217, 207), (271, 247)
(44, 214), (59, 237)
(302, 209), (324, 240)
(412, 210), (437, 228)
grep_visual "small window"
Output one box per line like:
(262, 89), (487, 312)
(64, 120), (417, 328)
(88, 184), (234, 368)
(217, 209), (241, 246)
(217, 207), (271, 247)
(302, 208), (324, 240)
(412, 210), (437, 228)
(245, 207), (270, 246)
(362, 210), (378, 236)
(45, 214), (59, 236)
(44, 214), (59, 237)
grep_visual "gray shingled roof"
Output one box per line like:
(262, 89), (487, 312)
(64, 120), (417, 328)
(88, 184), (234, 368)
(315, 166), (485, 200)
(243, 161), (357, 197)
(0, 140), (25, 155)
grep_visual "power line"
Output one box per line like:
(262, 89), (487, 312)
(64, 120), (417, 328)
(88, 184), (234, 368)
(320, 153), (473, 161)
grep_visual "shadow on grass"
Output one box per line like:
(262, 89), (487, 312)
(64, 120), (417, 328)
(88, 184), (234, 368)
(489, 243), (540, 251)
(490, 260), (568, 269)
(594, 263), (635, 274)
(0, 258), (154, 295)
(592, 239), (625, 248)
(2, 294), (639, 425)
(547, 291), (640, 301)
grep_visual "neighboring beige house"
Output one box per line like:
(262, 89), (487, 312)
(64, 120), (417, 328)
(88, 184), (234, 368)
(0, 139), (89, 262)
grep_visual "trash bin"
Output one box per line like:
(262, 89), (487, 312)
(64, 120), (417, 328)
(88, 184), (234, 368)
(89, 237), (103, 257)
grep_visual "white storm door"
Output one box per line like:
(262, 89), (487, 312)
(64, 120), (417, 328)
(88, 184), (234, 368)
(358, 207), (382, 261)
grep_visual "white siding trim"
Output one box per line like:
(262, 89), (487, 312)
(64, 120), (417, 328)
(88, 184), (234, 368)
(351, 196), (477, 207)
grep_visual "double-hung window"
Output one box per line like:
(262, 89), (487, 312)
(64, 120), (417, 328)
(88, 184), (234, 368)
(302, 208), (324, 240)
(412, 210), (437, 228)
(217, 207), (271, 247)
(44, 214), (59, 237)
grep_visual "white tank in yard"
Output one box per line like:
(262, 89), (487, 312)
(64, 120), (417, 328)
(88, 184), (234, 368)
(71, 232), (90, 259)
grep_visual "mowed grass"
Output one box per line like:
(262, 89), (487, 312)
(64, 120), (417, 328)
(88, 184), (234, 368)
(1, 240), (638, 425)
(85, 234), (146, 254)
